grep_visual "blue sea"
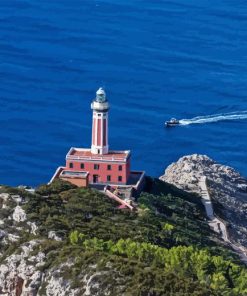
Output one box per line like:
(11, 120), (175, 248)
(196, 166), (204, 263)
(1, 0), (247, 186)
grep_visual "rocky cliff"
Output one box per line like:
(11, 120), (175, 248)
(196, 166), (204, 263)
(0, 190), (76, 296)
(160, 154), (247, 247)
(0, 178), (247, 295)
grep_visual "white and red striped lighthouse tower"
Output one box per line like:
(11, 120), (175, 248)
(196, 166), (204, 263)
(91, 87), (109, 155)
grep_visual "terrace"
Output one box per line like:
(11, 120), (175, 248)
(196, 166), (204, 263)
(66, 147), (131, 162)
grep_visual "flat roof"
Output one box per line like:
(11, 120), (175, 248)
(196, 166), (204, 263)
(60, 170), (89, 178)
(66, 148), (131, 162)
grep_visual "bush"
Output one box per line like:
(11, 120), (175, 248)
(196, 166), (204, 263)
(36, 179), (77, 196)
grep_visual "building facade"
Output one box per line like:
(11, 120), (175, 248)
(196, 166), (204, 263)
(50, 88), (145, 190)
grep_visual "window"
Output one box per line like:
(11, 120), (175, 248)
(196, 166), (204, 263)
(69, 163), (73, 169)
(80, 163), (84, 169)
(118, 176), (122, 182)
(107, 175), (111, 182)
(118, 165), (122, 171)
(107, 165), (111, 170)
(94, 164), (100, 170)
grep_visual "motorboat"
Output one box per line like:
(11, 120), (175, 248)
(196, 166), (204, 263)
(165, 118), (180, 127)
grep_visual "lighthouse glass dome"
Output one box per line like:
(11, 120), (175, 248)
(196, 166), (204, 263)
(96, 87), (107, 103)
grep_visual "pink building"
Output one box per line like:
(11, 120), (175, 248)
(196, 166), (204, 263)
(50, 88), (145, 192)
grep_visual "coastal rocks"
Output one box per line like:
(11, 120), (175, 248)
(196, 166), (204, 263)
(160, 154), (247, 246)
(0, 193), (10, 203)
(0, 240), (45, 295)
(0, 192), (31, 247)
(13, 206), (27, 222)
(83, 270), (109, 296)
(44, 273), (79, 296)
(0, 239), (80, 296)
(48, 231), (62, 241)
(0, 230), (6, 239)
(0, 188), (78, 295)
(38, 260), (80, 296)
(27, 221), (38, 235)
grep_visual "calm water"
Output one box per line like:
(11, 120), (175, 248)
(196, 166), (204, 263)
(1, 0), (247, 186)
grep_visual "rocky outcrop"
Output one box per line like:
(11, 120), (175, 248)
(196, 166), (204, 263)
(0, 193), (31, 246)
(0, 239), (82, 296)
(48, 231), (62, 241)
(0, 240), (45, 295)
(0, 188), (111, 296)
(0, 190), (78, 295)
(160, 154), (247, 246)
(13, 206), (27, 222)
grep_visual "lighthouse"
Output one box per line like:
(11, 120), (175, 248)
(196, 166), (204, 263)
(91, 87), (109, 155)
(50, 87), (145, 191)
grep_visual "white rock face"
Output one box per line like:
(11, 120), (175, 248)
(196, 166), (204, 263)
(27, 221), (38, 235)
(39, 261), (80, 296)
(83, 271), (104, 296)
(0, 189), (85, 295)
(44, 275), (77, 296)
(0, 240), (82, 296)
(160, 154), (247, 246)
(13, 206), (27, 222)
(0, 230), (6, 239)
(0, 240), (45, 295)
(0, 193), (10, 202)
(48, 231), (62, 241)
(7, 233), (20, 242)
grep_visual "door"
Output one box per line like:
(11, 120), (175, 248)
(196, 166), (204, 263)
(93, 175), (99, 183)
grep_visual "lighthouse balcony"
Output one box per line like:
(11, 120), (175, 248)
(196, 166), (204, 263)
(91, 101), (109, 111)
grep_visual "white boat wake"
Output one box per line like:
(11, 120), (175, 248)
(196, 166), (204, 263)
(179, 111), (247, 125)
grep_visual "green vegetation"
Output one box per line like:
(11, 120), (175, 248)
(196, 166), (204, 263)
(1, 179), (247, 295)
(67, 233), (247, 295)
